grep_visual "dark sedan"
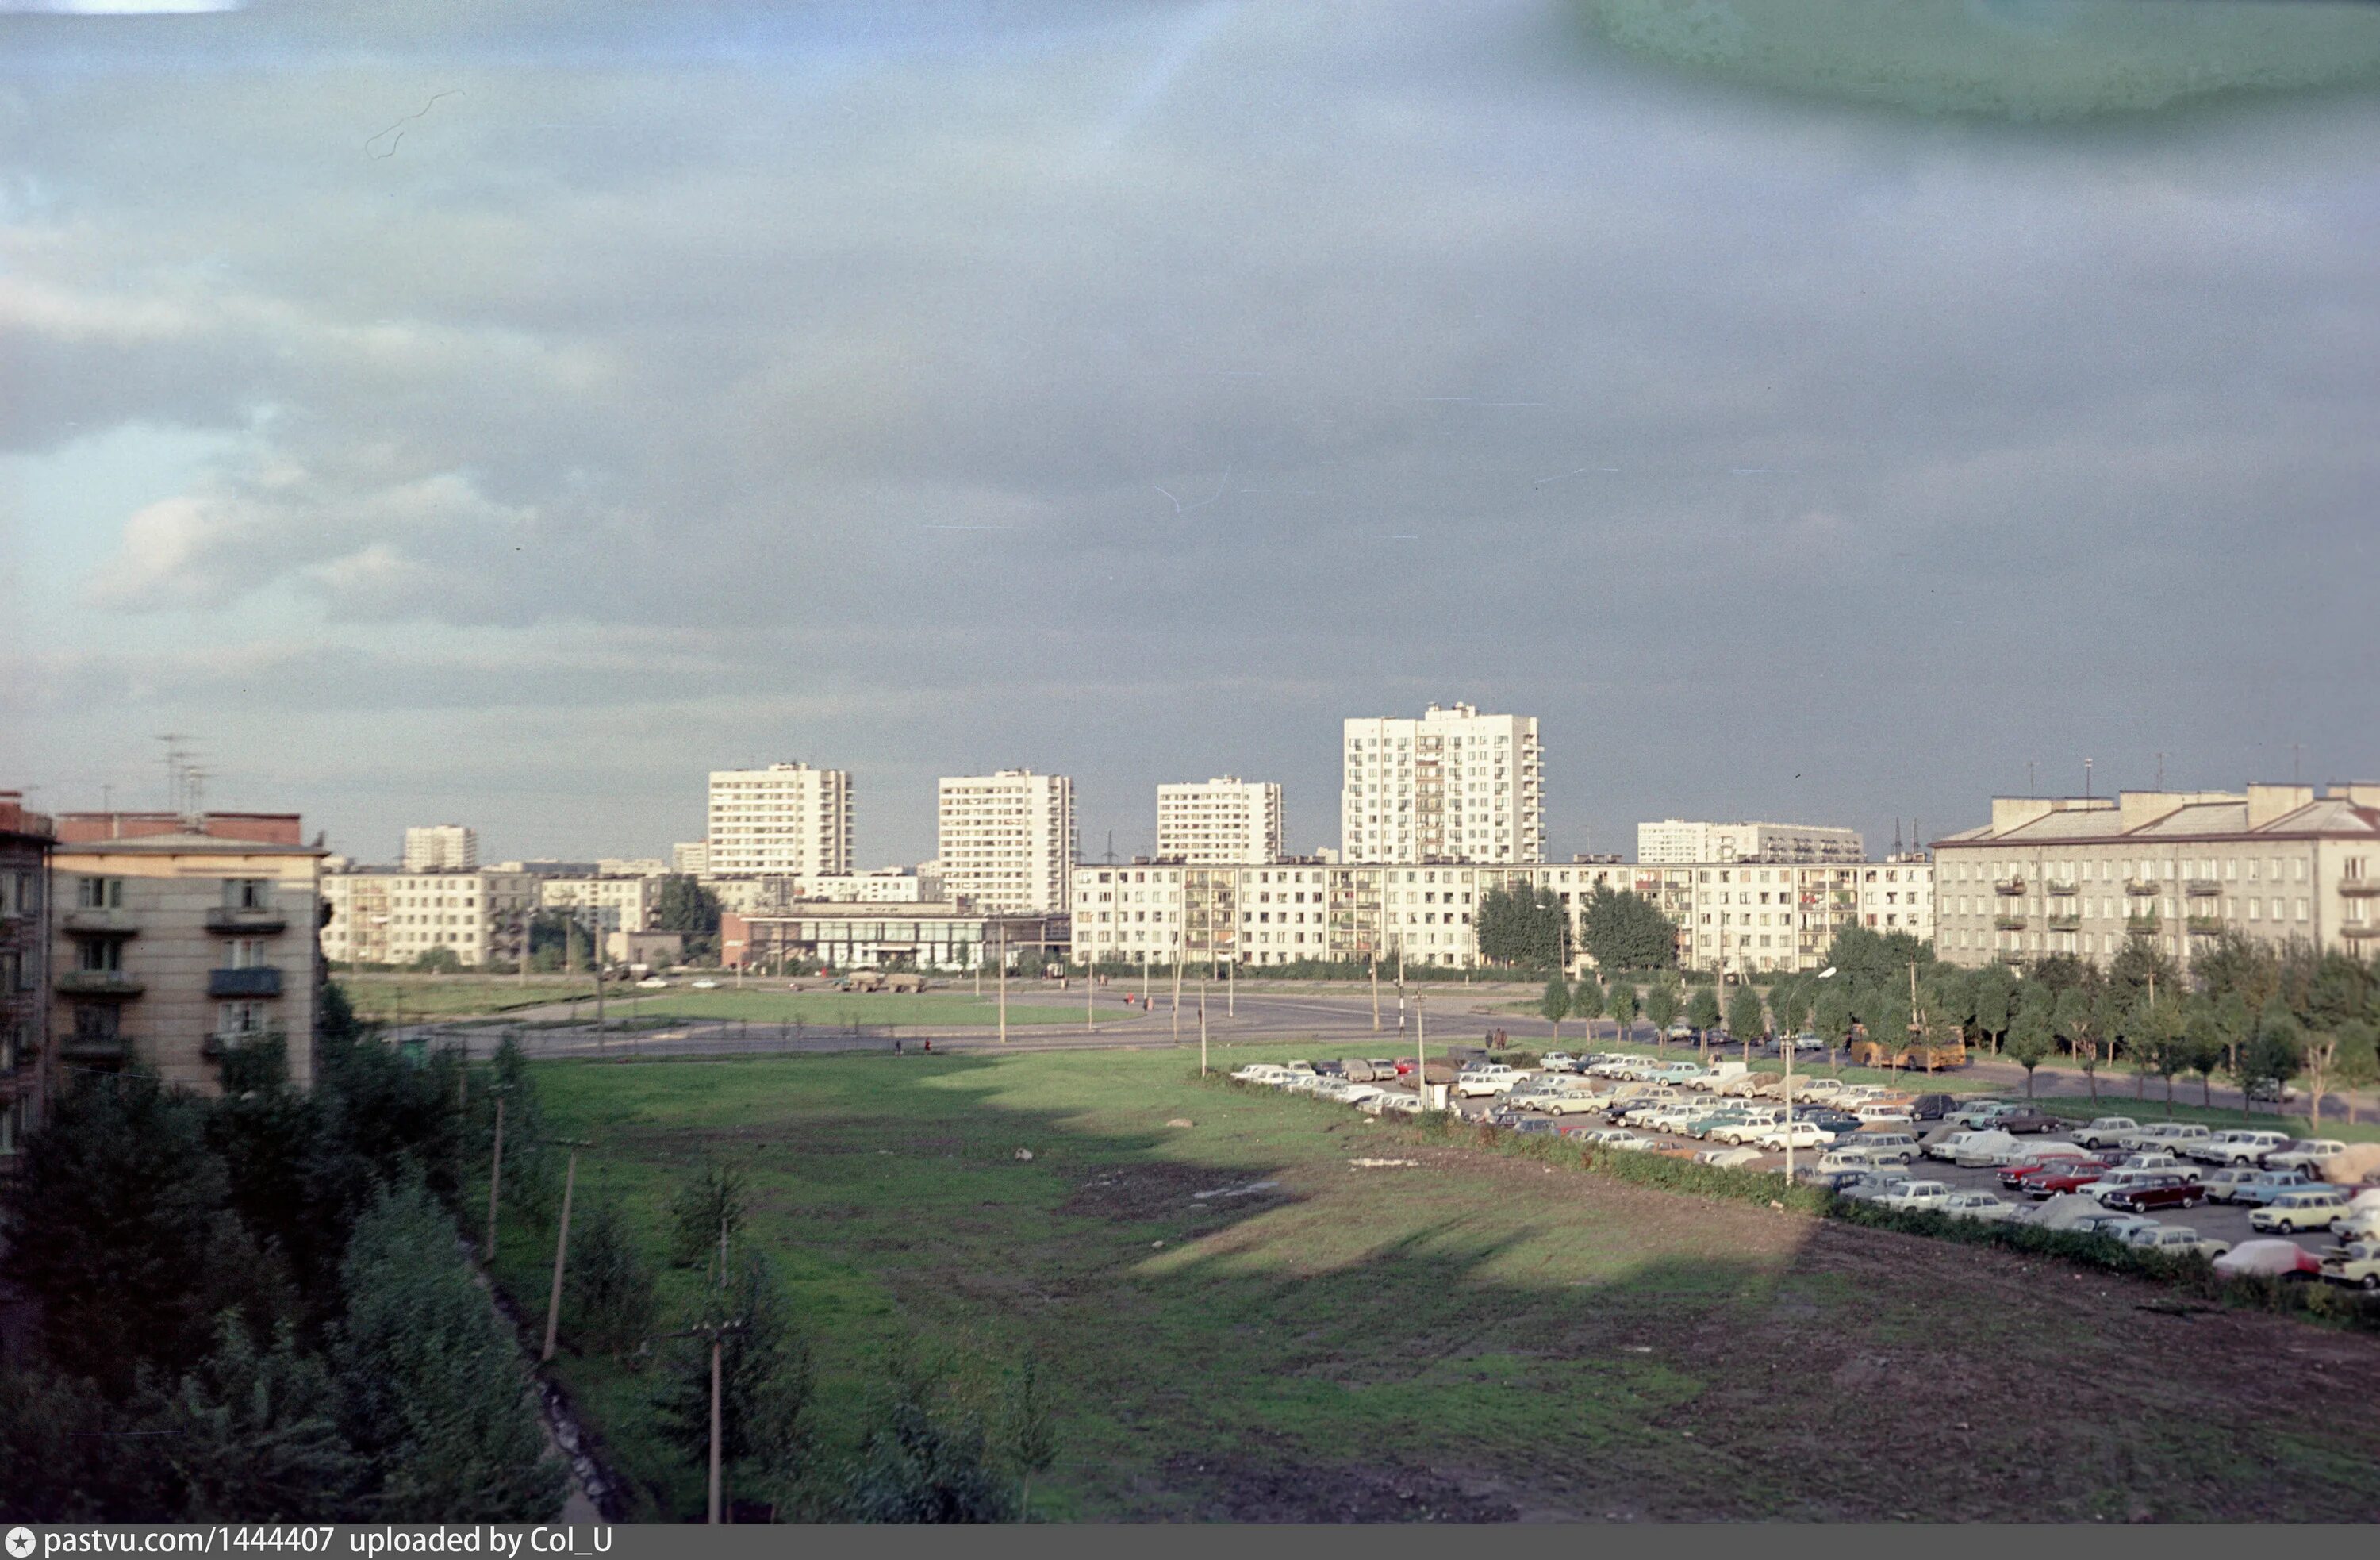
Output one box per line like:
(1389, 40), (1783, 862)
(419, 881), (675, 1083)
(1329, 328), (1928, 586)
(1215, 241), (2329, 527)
(1993, 1108), (2062, 1135)
(2101, 1174), (2205, 1212)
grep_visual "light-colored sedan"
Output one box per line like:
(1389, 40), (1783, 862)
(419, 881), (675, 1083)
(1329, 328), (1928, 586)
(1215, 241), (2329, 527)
(2073, 1117), (2140, 1151)
(2318, 1241), (2380, 1291)
(2124, 1226), (2231, 1260)
(2252, 1190), (2352, 1233)
(1754, 1120), (1833, 1152)
(1940, 1191), (2021, 1223)
(2265, 1140), (2349, 1175)
(1875, 1181), (1956, 1213)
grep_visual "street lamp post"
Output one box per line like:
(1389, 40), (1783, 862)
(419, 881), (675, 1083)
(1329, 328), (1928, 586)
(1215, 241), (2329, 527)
(1792, 966), (1838, 1188)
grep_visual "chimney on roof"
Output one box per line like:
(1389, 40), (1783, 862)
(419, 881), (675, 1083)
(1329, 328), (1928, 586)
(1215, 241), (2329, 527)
(2247, 782), (2315, 830)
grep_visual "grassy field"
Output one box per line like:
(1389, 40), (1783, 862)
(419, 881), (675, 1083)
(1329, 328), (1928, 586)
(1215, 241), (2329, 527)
(489, 1041), (2380, 1523)
(340, 973), (597, 1019)
(608, 989), (1127, 1029)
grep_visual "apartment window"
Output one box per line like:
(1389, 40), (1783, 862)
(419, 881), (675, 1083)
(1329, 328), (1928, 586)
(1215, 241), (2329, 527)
(219, 1002), (267, 1039)
(230, 938), (269, 970)
(75, 875), (125, 909)
(78, 939), (124, 973)
(227, 879), (272, 910)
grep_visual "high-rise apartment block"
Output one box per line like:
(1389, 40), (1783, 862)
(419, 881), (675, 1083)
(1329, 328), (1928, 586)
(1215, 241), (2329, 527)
(1933, 782), (2380, 973)
(937, 770), (1074, 913)
(706, 763), (854, 878)
(1341, 704), (1542, 864)
(401, 824), (478, 871)
(1637, 819), (1865, 865)
(1157, 777), (1283, 865)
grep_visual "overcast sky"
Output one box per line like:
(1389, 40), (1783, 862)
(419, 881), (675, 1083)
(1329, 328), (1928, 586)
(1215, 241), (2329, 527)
(4, 0), (2377, 866)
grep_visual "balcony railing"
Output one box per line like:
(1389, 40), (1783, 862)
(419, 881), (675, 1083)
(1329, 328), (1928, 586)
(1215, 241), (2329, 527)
(1994, 915), (2028, 931)
(1994, 878), (2025, 896)
(205, 905), (288, 935)
(1996, 951), (2027, 965)
(2045, 882), (2077, 897)
(62, 908), (140, 936)
(59, 1032), (130, 1062)
(2340, 882), (2380, 899)
(207, 967), (284, 999)
(2125, 913), (2162, 932)
(2344, 923), (2378, 940)
(2186, 880), (2219, 898)
(2048, 915), (2081, 932)
(2125, 881), (2159, 897)
(57, 969), (144, 998)
(2185, 916), (2223, 936)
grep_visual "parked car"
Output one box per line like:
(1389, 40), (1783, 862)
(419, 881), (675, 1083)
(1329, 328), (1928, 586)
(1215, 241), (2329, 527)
(689, 978), (719, 989)
(2125, 1226), (2230, 1260)
(2328, 1207), (2380, 1243)
(1507, 1116), (1560, 1138)
(1991, 1107), (2061, 1135)
(1755, 1120), (1833, 1152)
(1925, 1129), (1988, 1162)
(1855, 1101), (1916, 1126)
(1849, 1132), (1921, 1166)
(2078, 1166), (2182, 1201)
(2115, 1122), (2213, 1154)
(635, 976), (669, 989)
(2070, 1211), (2163, 1242)
(1453, 1065), (1527, 1098)
(2213, 1239), (2324, 1281)
(2018, 1162), (2116, 1198)
(2197, 1165), (2271, 1204)
(1837, 1172), (1917, 1204)
(2251, 1189), (2354, 1234)
(2228, 1170), (2322, 1207)
(1696, 1145), (1764, 1168)
(2099, 1174), (2205, 1212)
(2002, 1155), (2106, 1190)
(1664, 1020), (1695, 1040)
(1795, 1109), (1866, 1138)
(1948, 1101), (2020, 1129)
(1940, 1191), (2021, 1223)
(2247, 1078), (2301, 1105)
(2318, 1241), (2380, 1290)
(1907, 1093), (1961, 1123)
(1875, 1180), (1956, 1214)
(1538, 1051), (1580, 1074)
(2073, 1117), (2140, 1151)
(2265, 1139), (2349, 1175)
(2187, 1129), (2294, 1166)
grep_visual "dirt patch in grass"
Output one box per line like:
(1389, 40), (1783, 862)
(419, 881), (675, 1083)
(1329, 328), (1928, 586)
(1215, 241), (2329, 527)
(1162, 1448), (1522, 1523)
(1061, 1159), (1297, 1222)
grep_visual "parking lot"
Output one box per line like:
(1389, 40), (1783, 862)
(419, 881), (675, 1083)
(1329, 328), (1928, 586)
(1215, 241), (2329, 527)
(1234, 1050), (2379, 1277)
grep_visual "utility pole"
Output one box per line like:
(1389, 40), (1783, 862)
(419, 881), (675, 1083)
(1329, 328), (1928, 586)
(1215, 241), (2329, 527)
(1170, 937), (1184, 1042)
(1371, 951), (1380, 1032)
(1199, 978), (1208, 1077)
(997, 926), (1008, 1044)
(709, 1331), (725, 1524)
(541, 1143), (589, 1362)
(484, 1093), (506, 1262)
(1087, 940), (1096, 1032)
(1416, 993), (1428, 1109)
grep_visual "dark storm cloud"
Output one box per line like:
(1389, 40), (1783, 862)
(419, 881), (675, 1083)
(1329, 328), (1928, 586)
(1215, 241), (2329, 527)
(5, 0), (2376, 860)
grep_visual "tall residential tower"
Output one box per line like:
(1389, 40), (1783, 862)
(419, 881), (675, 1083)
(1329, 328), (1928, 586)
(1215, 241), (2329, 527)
(705, 762), (854, 878)
(1341, 704), (1542, 864)
(937, 770), (1074, 913)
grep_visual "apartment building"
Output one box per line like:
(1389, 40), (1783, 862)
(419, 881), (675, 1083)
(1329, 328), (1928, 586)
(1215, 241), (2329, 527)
(673, 840), (710, 875)
(50, 812), (324, 1096)
(938, 770), (1073, 913)
(706, 762), (854, 878)
(1, 793), (53, 1162)
(1069, 854), (1932, 976)
(1637, 819), (1865, 865)
(1933, 783), (2380, 974)
(1157, 777), (1283, 865)
(321, 866), (539, 968)
(1341, 704), (1543, 865)
(401, 824), (478, 871)
(537, 874), (658, 933)
(722, 905), (1065, 974)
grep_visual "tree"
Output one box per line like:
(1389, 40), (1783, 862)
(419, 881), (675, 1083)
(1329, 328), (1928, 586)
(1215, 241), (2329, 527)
(1571, 974), (1605, 1041)
(2233, 1002), (2305, 1122)
(668, 1162), (751, 1270)
(135, 1314), (365, 1522)
(1606, 980), (1640, 1046)
(336, 1180), (566, 1521)
(2107, 932), (2178, 1004)
(1642, 978), (1681, 1046)
(1819, 925), (1933, 989)
(413, 945), (463, 974)
(839, 1337), (1012, 1524)
(2005, 997), (2054, 1097)
(998, 1354), (1058, 1521)
(1475, 884), (1568, 971)
(657, 1251), (816, 1508)
(2055, 988), (2102, 1101)
(653, 874), (724, 935)
(3, 1071), (278, 1398)
(563, 1193), (658, 1359)
(2194, 930), (2280, 1010)
(1967, 965), (2018, 1056)
(2132, 993), (2189, 1114)
(2183, 1009), (2226, 1108)
(1812, 981), (1856, 1071)
(1726, 986), (1765, 1062)
(1686, 986), (1721, 1045)
(1576, 886), (1678, 974)
(1536, 974), (1569, 1042)
(2299, 1017), (2376, 1132)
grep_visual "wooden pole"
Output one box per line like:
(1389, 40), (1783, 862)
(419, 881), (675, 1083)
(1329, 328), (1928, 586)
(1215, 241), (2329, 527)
(540, 1150), (578, 1362)
(1372, 952), (1380, 1032)
(998, 926), (1008, 1044)
(708, 1334), (724, 1524)
(1199, 978), (1208, 1076)
(484, 1094), (505, 1262)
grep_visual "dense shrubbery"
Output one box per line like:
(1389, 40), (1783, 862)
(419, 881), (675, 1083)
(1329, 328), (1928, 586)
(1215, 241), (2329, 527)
(0, 1005), (565, 1523)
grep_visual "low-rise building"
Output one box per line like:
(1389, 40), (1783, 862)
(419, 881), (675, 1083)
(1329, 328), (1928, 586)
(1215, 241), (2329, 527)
(721, 905), (1066, 974)
(50, 812), (325, 1095)
(321, 866), (539, 968)
(1933, 782), (2380, 973)
(1637, 819), (1865, 865)
(537, 874), (658, 934)
(2, 793), (54, 1162)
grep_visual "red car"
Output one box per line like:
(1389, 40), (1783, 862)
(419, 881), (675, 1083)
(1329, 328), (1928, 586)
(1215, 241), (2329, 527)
(2020, 1162), (2114, 1198)
(2000, 1156), (2103, 1190)
(2100, 1174), (2205, 1212)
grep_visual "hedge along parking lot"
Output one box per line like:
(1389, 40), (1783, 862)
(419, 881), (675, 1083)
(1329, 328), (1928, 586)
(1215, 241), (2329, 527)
(500, 1041), (2380, 1522)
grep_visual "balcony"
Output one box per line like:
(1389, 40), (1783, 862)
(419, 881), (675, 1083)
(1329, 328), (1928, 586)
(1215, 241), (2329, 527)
(2125, 914), (2162, 932)
(1994, 878), (2025, 897)
(2125, 881), (2159, 897)
(205, 905), (288, 935)
(2045, 882), (2077, 897)
(58, 1032), (130, 1062)
(2186, 916), (2224, 936)
(2048, 915), (2082, 932)
(2344, 923), (2378, 940)
(2340, 882), (2380, 899)
(57, 969), (144, 999)
(207, 967), (284, 999)
(2186, 880), (2219, 898)
(1996, 951), (2027, 966)
(1994, 915), (2028, 931)
(61, 908), (140, 936)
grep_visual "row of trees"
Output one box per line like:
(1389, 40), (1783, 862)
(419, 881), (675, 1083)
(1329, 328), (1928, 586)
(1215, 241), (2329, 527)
(1476, 883), (1679, 974)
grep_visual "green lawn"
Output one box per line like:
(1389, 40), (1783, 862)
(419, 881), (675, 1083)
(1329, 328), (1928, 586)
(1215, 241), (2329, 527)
(609, 989), (1126, 1028)
(486, 1042), (2380, 1523)
(340, 973), (597, 1019)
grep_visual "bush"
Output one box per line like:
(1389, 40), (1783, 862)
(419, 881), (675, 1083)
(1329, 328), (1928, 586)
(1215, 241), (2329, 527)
(563, 1193), (658, 1360)
(667, 1163), (750, 1270)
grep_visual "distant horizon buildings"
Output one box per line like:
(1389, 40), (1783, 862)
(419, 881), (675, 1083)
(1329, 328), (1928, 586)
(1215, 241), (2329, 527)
(1157, 776), (1283, 865)
(401, 824), (477, 871)
(937, 770), (1074, 914)
(706, 762), (854, 878)
(1637, 819), (1865, 866)
(1341, 703), (1542, 866)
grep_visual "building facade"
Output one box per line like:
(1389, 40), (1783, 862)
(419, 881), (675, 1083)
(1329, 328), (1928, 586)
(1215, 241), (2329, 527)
(706, 762), (854, 878)
(1341, 704), (1543, 865)
(937, 770), (1074, 913)
(1157, 777), (1284, 865)
(673, 840), (710, 875)
(537, 874), (659, 933)
(721, 905), (1066, 974)
(1933, 783), (2380, 974)
(1070, 854), (1932, 975)
(320, 867), (539, 968)
(1, 793), (54, 1164)
(1636, 819), (1866, 866)
(50, 813), (324, 1096)
(401, 824), (478, 871)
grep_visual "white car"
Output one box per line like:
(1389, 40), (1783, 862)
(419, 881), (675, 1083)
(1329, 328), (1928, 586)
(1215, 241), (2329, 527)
(2329, 1207), (2380, 1242)
(1940, 1191), (2021, 1223)
(1539, 1052), (1580, 1073)
(2079, 1167), (2179, 1202)
(2114, 1123), (2212, 1154)
(2266, 1139), (2349, 1175)
(1847, 1132), (1922, 1166)
(1696, 1146), (1764, 1168)
(1875, 1181), (1956, 1213)
(2112, 1151), (2186, 1174)
(689, 978), (719, 989)
(1363, 1093), (1424, 1116)
(2073, 1117), (2140, 1151)
(1453, 1066), (1528, 1098)
(1754, 1120), (1831, 1152)
(1925, 1130), (1987, 1162)
(1855, 1101), (1914, 1126)
(1341, 1084), (1388, 1108)
(2124, 1225), (2230, 1259)
(1583, 1129), (1657, 1151)
(2187, 1129), (2292, 1166)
